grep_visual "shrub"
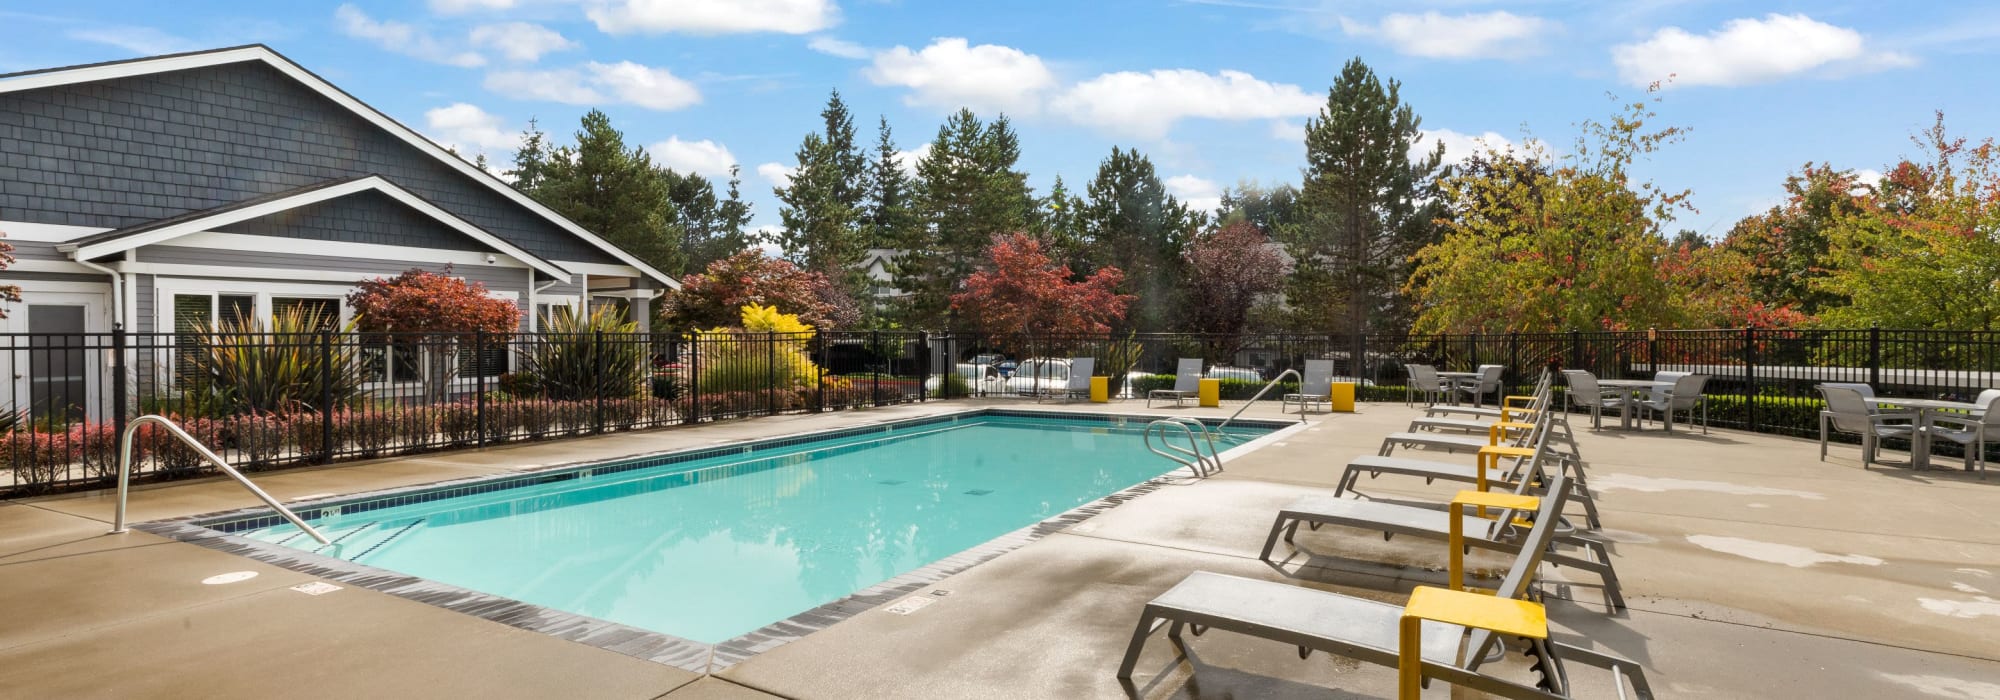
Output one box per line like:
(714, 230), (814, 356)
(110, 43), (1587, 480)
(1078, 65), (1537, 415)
(497, 372), (540, 398)
(437, 402), (481, 446)
(694, 305), (821, 393)
(521, 306), (647, 401)
(183, 305), (367, 415)
(222, 413), (294, 466)
(139, 417), (223, 476)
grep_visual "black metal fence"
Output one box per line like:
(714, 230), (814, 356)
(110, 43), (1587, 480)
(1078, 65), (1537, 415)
(7, 326), (1996, 495)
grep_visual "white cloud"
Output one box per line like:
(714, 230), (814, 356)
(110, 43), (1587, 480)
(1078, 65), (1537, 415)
(469, 22), (577, 63)
(1165, 174), (1222, 214)
(1415, 129), (1514, 165)
(484, 61), (701, 111)
(1612, 14), (1916, 87)
(1339, 11), (1552, 60)
(335, 5), (485, 68)
(651, 137), (737, 179)
(425, 103), (517, 154)
(1052, 69), (1321, 140)
(808, 35), (870, 59)
(67, 26), (198, 56)
(895, 142), (932, 177)
(866, 38), (1055, 115)
(430, 0), (514, 13)
(1269, 120), (1305, 142)
(587, 0), (838, 35)
(757, 162), (796, 188)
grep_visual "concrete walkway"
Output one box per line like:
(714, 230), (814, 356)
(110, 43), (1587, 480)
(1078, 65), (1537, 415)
(4, 399), (1998, 698)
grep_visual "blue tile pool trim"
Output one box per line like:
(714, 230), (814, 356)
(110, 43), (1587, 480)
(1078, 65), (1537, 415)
(139, 406), (1305, 674)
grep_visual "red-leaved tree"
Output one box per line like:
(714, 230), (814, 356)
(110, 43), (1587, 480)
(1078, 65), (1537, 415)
(951, 233), (1133, 339)
(1183, 221), (1290, 340)
(660, 250), (858, 333)
(0, 230), (21, 318)
(348, 266), (519, 401)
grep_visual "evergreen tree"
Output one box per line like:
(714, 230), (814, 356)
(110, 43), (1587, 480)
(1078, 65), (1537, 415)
(537, 110), (683, 277)
(1216, 182), (1301, 236)
(1286, 58), (1442, 361)
(661, 165), (754, 275)
(508, 119), (552, 194)
(772, 132), (863, 277)
(820, 90), (868, 215)
(1079, 146), (1200, 331)
(891, 109), (1034, 328)
(864, 116), (918, 251)
(1030, 175), (1089, 273)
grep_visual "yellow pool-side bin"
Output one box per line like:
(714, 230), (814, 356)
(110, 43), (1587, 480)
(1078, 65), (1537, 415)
(1089, 376), (1109, 403)
(1198, 378), (1221, 407)
(1328, 381), (1357, 412)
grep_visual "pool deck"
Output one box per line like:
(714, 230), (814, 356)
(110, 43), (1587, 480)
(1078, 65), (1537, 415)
(3, 399), (1998, 698)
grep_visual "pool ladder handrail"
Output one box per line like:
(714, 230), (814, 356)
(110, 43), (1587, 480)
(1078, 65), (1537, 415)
(1217, 368), (1305, 432)
(1144, 418), (1223, 477)
(110, 414), (332, 545)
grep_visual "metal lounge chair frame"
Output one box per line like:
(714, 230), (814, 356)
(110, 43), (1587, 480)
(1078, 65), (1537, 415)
(1338, 418), (1602, 530)
(1410, 373), (1554, 434)
(1036, 357), (1095, 404)
(1147, 358), (1204, 408)
(1282, 359), (1336, 414)
(1117, 470), (1652, 699)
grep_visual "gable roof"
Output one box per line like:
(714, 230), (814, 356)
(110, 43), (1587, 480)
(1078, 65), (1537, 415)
(58, 174), (573, 281)
(0, 44), (678, 290)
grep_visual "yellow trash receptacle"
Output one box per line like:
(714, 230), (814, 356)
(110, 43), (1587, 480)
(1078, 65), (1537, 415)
(1328, 381), (1357, 412)
(1089, 376), (1109, 403)
(1198, 378), (1221, 407)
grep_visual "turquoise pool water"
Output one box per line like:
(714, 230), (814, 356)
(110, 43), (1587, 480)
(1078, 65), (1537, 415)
(231, 414), (1275, 644)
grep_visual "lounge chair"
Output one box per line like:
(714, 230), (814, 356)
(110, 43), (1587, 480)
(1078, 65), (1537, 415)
(1817, 384), (1916, 468)
(1146, 358), (1203, 408)
(1456, 364), (1505, 407)
(1036, 357), (1094, 403)
(1118, 471), (1653, 699)
(1410, 373), (1552, 434)
(1636, 373), (1709, 433)
(1338, 418), (1602, 528)
(1378, 400), (1549, 456)
(1278, 445), (1623, 610)
(1281, 359), (1335, 414)
(1424, 371), (1552, 422)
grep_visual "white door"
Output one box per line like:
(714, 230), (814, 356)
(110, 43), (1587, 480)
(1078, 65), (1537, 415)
(1, 291), (110, 423)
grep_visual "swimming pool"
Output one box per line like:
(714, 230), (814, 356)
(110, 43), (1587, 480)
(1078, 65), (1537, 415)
(201, 411), (1284, 646)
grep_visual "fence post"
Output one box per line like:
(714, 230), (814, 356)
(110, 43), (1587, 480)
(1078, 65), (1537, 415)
(112, 324), (128, 461)
(917, 333), (930, 403)
(814, 332), (826, 412)
(593, 329), (605, 434)
(1568, 330), (1582, 371)
(1868, 325), (1881, 388)
(475, 329), (488, 449)
(320, 332), (335, 463)
(767, 331), (777, 416)
(1743, 326), (1758, 432)
(1647, 327), (1659, 375)
(872, 329), (883, 407)
(687, 333), (702, 425)
(1508, 332), (1519, 388)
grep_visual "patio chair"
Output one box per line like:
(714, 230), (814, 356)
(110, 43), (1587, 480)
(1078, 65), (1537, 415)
(1405, 364), (1446, 407)
(1410, 372), (1552, 434)
(1919, 390), (2000, 478)
(1037, 357), (1094, 404)
(1637, 373), (1710, 434)
(1146, 358), (1203, 408)
(1424, 370), (1552, 422)
(1379, 395), (1554, 457)
(1561, 370), (1627, 430)
(1817, 385), (1916, 468)
(1281, 359), (1335, 414)
(1271, 454), (1624, 611)
(1117, 470), (1655, 699)
(1456, 364), (1504, 407)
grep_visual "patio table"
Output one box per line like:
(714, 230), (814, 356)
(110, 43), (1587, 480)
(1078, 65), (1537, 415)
(1866, 397), (1985, 471)
(1598, 379), (1661, 429)
(1438, 371), (1480, 405)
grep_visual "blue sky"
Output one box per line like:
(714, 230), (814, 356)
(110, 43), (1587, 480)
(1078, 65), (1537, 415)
(5, 1), (1998, 238)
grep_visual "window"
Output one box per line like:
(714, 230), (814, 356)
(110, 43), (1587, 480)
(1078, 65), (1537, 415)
(172, 293), (255, 387)
(273, 297), (340, 332)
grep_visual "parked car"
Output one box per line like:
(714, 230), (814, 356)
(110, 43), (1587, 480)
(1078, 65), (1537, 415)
(1205, 366), (1263, 382)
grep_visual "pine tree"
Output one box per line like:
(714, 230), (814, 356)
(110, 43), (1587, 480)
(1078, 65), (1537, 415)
(864, 116), (917, 251)
(820, 90), (868, 215)
(772, 133), (862, 276)
(661, 165), (753, 275)
(537, 110), (684, 277)
(891, 109), (1034, 328)
(1080, 146), (1200, 331)
(1030, 175), (1089, 273)
(508, 118), (551, 194)
(1286, 58), (1442, 360)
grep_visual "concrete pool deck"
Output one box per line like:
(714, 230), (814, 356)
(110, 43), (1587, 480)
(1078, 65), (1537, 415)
(3, 399), (1997, 698)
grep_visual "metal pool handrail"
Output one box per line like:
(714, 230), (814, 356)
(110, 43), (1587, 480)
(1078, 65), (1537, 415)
(110, 415), (331, 545)
(1144, 418), (1221, 477)
(1218, 368), (1304, 431)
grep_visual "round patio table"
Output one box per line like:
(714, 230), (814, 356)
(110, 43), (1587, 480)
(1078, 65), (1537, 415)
(1866, 397), (1985, 471)
(1597, 379), (1664, 429)
(1438, 371), (1480, 405)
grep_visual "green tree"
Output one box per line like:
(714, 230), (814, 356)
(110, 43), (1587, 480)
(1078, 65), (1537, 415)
(1286, 58), (1443, 354)
(1407, 89), (1694, 333)
(661, 165), (753, 275)
(771, 91), (870, 286)
(864, 116), (919, 252)
(1079, 146), (1200, 331)
(1030, 175), (1089, 273)
(891, 109), (1034, 328)
(1718, 163), (1870, 318)
(1818, 116), (2000, 331)
(1216, 182), (1301, 236)
(535, 110), (683, 277)
(507, 118), (553, 194)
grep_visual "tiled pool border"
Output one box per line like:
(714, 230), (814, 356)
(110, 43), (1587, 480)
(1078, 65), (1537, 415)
(138, 406), (1309, 674)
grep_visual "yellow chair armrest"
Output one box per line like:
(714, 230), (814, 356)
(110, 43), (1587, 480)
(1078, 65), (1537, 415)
(1502, 395), (1537, 408)
(1452, 490), (1541, 513)
(1500, 407), (1538, 422)
(1478, 445), (1538, 458)
(1399, 587), (1547, 699)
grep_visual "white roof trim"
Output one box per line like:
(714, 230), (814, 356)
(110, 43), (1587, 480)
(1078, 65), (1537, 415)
(58, 175), (572, 282)
(0, 45), (678, 290)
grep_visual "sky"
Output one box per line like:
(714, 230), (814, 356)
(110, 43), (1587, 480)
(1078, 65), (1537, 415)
(4, 1), (1999, 239)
